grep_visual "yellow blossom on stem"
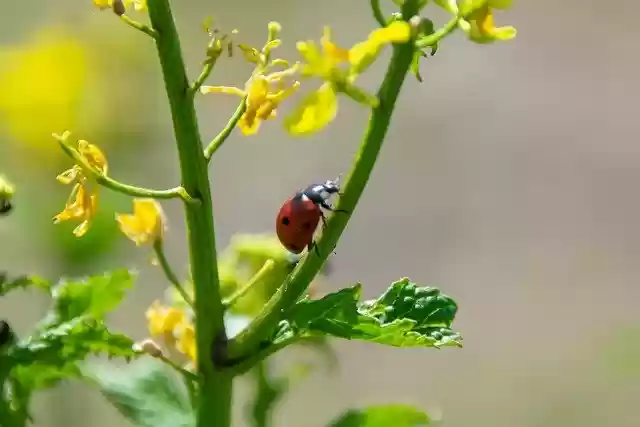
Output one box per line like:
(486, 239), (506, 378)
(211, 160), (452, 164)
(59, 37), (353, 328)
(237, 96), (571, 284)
(116, 198), (166, 246)
(176, 323), (197, 364)
(146, 301), (187, 347)
(202, 71), (299, 135)
(437, 0), (516, 43)
(145, 301), (197, 365)
(53, 182), (98, 237)
(53, 138), (108, 237)
(200, 21), (299, 136)
(93, 0), (146, 11)
(285, 21), (411, 136)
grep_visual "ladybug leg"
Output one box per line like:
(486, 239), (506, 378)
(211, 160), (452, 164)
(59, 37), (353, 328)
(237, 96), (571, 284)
(319, 200), (349, 214)
(308, 241), (321, 257)
(319, 211), (328, 229)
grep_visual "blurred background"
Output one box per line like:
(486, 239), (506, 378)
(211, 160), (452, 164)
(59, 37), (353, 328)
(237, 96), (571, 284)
(1, 0), (639, 426)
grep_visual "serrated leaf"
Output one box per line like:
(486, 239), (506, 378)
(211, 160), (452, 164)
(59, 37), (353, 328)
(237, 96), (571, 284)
(0, 273), (51, 297)
(7, 317), (138, 390)
(83, 359), (194, 427)
(282, 278), (462, 348)
(50, 269), (135, 323)
(328, 404), (430, 427)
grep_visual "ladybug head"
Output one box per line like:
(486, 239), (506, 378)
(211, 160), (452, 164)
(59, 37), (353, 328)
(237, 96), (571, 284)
(321, 179), (340, 195)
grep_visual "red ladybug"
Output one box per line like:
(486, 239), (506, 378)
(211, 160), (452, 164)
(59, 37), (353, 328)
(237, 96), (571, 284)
(276, 179), (344, 254)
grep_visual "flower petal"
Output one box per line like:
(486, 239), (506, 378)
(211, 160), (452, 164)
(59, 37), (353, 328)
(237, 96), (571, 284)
(284, 83), (338, 136)
(200, 86), (246, 97)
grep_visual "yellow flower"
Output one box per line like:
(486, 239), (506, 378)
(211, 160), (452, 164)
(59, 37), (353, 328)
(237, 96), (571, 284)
(285, 22), (411, 136)
(53, 182), (98, 237)
(200, 21), (300, 135)
(201, 68), (299, 136)
(176, 323), (197, 363)
(145, 300), (187, 347)
(77, 140), (108, 174)
(438, 0), (516, 43)
(93, 0), (146, 11)
(53, 136), (108, 237)
(116, 198), (166, 246)
(145, 301), (197, 364)
(0, 30), (90, 160)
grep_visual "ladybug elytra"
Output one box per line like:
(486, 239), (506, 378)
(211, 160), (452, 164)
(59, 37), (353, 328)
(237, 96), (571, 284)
(276, 179), (346, 255)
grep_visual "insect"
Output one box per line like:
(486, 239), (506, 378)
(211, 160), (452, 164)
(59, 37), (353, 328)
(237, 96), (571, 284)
(276, 179), (346, 255)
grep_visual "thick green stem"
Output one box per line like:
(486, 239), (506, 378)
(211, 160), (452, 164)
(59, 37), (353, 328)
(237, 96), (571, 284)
(228, 0), (421, 360)
(146, 1), (231, 426)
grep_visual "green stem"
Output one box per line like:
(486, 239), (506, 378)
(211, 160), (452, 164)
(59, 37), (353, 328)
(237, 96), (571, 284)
(190, 59), (216, 96)
(54, 133), (197, 203)
(146, 1), (231, 427)
(223, 259), (275, 309)
(120, 15), (158, 38)
(153, 240), (194, 307)
(204, 99), (247, 160)
(228, 335), (300, 377)
(415, 15), (460, 49)
(157, 354), (199, 382)
(228, 0), (421, 360)
(370, 0), (387, 26)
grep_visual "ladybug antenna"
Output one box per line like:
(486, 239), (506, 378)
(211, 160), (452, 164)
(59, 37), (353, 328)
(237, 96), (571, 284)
(334, 173), (344, 185)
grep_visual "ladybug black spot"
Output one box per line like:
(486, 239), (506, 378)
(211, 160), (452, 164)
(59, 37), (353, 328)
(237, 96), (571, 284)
(281, 217), (290, 226)
(302, 221), (312, 230)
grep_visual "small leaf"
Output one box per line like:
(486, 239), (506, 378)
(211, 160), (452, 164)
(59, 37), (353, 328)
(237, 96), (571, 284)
(50, 269), (135, 323)
(0, 273), (50, 297)
(248, 361), (288, 427)
(284, 278), (462, 348)
(83, 359), (194, 427)
(329, 404), (431, 427)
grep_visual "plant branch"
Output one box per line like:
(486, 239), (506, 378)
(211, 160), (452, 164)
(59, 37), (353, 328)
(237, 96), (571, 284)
(223, 260), (275, 309)
(227, 0), (422, 360)
(229, 335), (301, 377)
(119, 15), (158, 38)
(189, 59), (216, 96)
(153, 240), (193, 307)
(157, 354), (199, 383)
(147, 1), (231, 426)
(370, 0), (387, 26)
(415, 15), (461, 49)
(54, 133), (197, 204)
(204, 98), (247, 161)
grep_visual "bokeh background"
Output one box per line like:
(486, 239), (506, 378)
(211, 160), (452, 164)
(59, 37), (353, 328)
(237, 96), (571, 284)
(2, 0), (639, 426)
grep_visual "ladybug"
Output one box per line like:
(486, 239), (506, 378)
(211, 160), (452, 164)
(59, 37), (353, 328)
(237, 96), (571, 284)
(276, 179), (346, 255)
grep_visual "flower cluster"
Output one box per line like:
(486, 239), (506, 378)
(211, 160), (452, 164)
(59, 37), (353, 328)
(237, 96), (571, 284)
(285, 21), (411, 135)
(53, 134), (108, 237)
(145, 301), (196, 365)
(436, 0), (516, 43)
(200, 22), (300, 135)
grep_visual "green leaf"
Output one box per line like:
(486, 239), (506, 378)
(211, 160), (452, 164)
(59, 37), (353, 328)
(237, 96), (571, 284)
(0, 273), (51, 297)
(8, 317), (138, 389)
(329, 404), (431, 427)
(248, 361), (288, 427)
(50, 269), (135, 323)
(83, 359), (194, 427)
(283, 278), (462, 348)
